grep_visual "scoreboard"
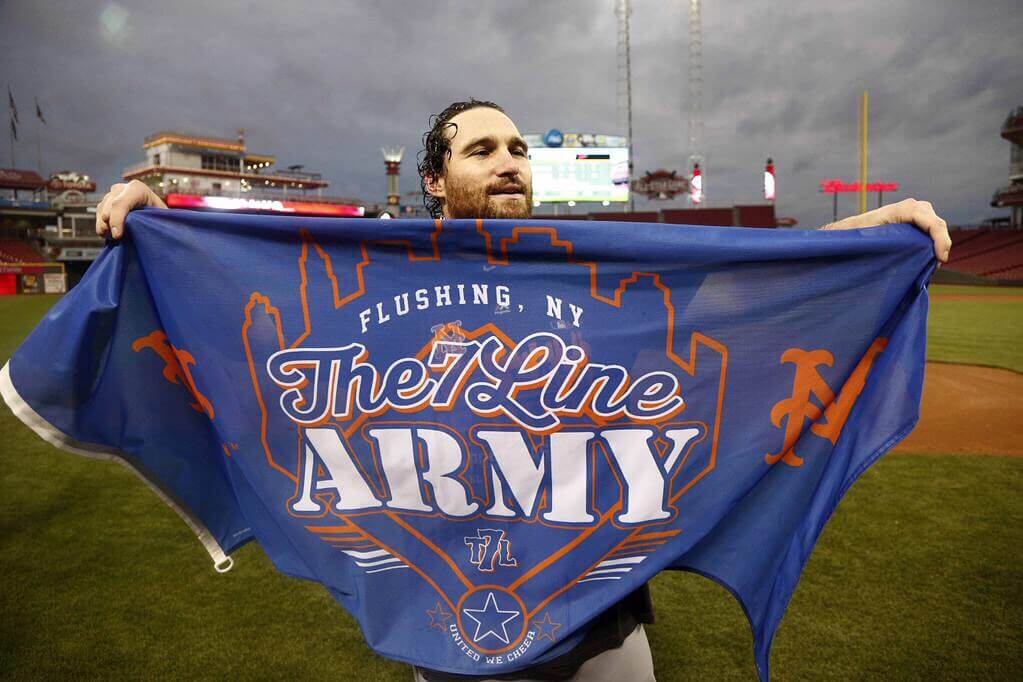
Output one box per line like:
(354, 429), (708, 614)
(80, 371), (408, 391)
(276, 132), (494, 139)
(528, 147), (630, 203)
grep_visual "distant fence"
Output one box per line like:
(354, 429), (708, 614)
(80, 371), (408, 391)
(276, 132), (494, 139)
(0, 262), (67, 295)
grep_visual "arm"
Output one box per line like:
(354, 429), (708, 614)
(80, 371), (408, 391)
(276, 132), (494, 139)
(818, 198), (952, 263)
(95, 179), (168, 240)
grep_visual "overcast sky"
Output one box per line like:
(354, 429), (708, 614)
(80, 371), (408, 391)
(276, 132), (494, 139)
(2, 0), (1021, 227)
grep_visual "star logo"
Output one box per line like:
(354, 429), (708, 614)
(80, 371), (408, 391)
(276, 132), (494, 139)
(426, 602), (453, 631)
(462, 591), (520, 645)
(532, 612), (562, 642)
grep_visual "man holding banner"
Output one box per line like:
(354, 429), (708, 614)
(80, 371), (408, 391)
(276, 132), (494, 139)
(76, 100), (950, 682)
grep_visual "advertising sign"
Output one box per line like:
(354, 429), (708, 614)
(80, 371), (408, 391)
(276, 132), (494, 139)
(165, 194), (365, 217)
(632, 170), (689, 200)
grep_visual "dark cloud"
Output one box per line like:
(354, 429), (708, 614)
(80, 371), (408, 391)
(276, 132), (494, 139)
(1, 0), (1020, 227)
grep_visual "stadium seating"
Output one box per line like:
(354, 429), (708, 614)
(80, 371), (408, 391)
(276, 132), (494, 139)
(0, 239), (44, 263)
(986, 265), (1023, 281)
(944, 229), (1023, 280)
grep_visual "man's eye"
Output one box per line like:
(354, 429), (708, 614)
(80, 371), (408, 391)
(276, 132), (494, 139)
(473, 149), (489, 157)
(513, 149), (526, 157)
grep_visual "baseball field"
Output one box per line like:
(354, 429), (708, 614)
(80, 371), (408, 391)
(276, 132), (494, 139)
(1, 284), (1020, 680)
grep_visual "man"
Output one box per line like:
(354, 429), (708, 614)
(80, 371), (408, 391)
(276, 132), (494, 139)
(95, 99), (951, 681)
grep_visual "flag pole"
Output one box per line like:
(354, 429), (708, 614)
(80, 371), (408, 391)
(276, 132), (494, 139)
(33, 97), (46, 174)
(7, 84), (15, 167)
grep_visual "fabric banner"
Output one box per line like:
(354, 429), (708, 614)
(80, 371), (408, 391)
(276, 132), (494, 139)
(1, 209), (936, 679)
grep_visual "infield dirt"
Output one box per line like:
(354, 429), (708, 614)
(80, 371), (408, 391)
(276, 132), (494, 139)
(895, 362), (1023, 456)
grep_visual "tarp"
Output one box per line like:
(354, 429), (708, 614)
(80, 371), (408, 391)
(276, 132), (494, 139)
(1, 209), (936, 678)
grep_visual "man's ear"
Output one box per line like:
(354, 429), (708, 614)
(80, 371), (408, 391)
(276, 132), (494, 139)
(425, 173), (446, 200)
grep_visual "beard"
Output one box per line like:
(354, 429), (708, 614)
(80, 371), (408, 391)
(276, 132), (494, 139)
(443, 175), (533, 219)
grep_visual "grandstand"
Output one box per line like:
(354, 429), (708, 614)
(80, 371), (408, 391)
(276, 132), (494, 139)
(944, 228), (1023, 282)
(0, 238), (44, 263)
(0, 239), (65, 295)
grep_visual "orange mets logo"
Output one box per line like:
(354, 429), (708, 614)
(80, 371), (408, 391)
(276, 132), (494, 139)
(132, 330), (215, 420)
(766, 338), (888, 467)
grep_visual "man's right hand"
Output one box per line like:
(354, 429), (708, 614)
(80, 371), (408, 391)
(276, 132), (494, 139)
(95, 179), (168, 240)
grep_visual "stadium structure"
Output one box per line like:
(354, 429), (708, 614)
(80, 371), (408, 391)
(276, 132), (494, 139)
(0, 130), (370, 288)
(991, 106), (1023, 229)
(122, 129), (366, 217)
(939, 106), (1023, 284)
(0, 169), (97, 293)
(4, 108), (1022, 292)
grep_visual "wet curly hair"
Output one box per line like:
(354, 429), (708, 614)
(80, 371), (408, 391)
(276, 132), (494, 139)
(417, 99), (506, 218)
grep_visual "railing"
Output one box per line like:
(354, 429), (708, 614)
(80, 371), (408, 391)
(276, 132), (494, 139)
(121, 163), (330, 188)
(992, 184), (1023, 206)
(275, 169), (323, 181)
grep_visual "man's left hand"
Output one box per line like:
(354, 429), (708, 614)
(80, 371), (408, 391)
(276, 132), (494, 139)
(820, 198), (952, 263)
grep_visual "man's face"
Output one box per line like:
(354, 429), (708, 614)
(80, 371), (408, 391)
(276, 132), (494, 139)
(427, 107), (533, 219)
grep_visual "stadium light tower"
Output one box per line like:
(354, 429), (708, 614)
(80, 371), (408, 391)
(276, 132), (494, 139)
(615, 0), (634, 212)
(688, 0), (705, 206)
(382, 146), (404, 215)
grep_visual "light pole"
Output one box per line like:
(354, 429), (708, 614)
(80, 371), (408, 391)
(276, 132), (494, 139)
(615, 0), (634, 213)
(382, 146), (404, 216)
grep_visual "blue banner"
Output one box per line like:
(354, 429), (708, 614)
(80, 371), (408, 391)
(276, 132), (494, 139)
(1, 209), (936, 678)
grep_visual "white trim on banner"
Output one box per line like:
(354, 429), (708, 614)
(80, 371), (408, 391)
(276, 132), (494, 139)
(0, 361), (234, 572)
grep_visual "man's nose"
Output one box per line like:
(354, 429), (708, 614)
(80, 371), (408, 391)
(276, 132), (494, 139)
(494, 148), (519, 177)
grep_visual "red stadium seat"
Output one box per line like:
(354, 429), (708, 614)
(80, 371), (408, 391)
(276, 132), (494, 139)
(0, 239), (45, 264)
(943, 229), (1023, 280)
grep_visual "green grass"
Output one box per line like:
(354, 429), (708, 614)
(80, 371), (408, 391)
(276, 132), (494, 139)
(927, 285), (1023, 373)
(2, 291), (1021, 680)
(930, 284), (1023, 296)
(0, 294), (61, 361)
(2, 440), (1018, 679)
(650, 455), (1023, 680)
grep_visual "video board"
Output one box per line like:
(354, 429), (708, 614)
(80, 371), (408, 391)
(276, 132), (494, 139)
(528, 147), (629, 203)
